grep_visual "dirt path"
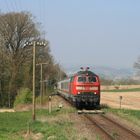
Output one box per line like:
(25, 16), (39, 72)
(101, 92), (140, 110)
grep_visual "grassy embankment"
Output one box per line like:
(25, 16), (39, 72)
(102, 88), (140, 92)
(104, 108), (140, 127)
(0, 108), (77, 140)
(0, 107), (139, 139)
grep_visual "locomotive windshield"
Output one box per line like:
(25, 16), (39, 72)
(88, 76), (96, 82)
(78, 77), (86, 82)
(78, 76), (97, 82)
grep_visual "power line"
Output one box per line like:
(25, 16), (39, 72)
(38, 0), (47, 39)
(9, 0), (16, 12)
(44, 0), (47, 39)
(5, 0), (11, 12)
(13, 0), (19, 12)
(43, 0), (47, 39)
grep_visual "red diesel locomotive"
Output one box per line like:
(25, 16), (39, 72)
(57, 67), (100, 108)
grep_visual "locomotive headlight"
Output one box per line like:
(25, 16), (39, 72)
(90, 87), (98, 90)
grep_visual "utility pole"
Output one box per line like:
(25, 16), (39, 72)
(24, 41), (48, 121)
(32, 41), (36, 120)
(36, 62), (49, 106)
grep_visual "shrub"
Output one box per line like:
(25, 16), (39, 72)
(14, 88), (32, 107)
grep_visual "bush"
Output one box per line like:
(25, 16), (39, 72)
(14, 88), (32, 107)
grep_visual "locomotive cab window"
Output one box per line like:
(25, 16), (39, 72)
(78, 76), (86, 82)
(88, 76), (97, 82)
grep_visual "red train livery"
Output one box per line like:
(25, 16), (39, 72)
(57, 68), (100, 108)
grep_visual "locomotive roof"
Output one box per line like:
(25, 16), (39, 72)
(76, 71), (97, 76)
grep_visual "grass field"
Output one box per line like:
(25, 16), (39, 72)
(102, 88), (140, 92)
(0, 109), (76, 140)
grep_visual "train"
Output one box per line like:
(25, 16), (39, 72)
(57, 67), (100, 109)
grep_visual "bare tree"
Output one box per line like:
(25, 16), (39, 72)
(0, 12), (40, 106)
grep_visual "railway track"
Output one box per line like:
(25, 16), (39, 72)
(84, 114), (115, 140)
(56, 94), (140, 140)
(83, 114), (140, 140)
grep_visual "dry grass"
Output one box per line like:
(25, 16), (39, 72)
(0, 109), (15, 112)
(101, 92), (140, 110)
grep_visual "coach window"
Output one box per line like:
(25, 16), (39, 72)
(88, 76), (96, 82)
(78, 77), (86, 82)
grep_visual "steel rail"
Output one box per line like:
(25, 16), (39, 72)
(84, 115), (115, 140)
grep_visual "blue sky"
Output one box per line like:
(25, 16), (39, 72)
(0, 0), (140, 69)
